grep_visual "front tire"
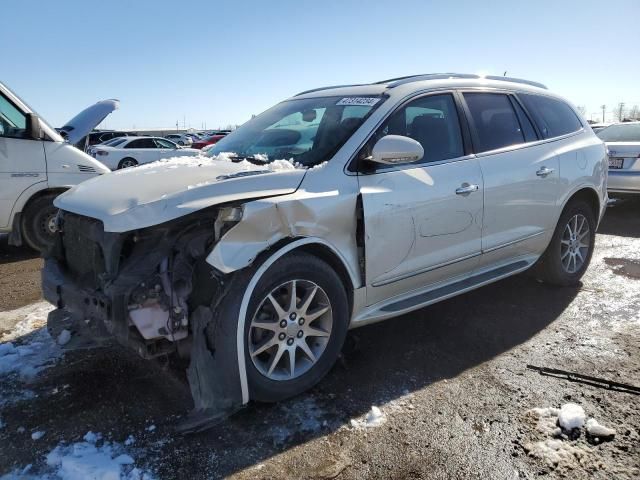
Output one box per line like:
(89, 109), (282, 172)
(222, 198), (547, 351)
(242, 252), (349, 402)
(21, 193), (59, 252)
(536, 200), (596, 286)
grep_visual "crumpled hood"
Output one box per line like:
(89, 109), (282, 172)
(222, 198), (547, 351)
(54, 156), (307, 232)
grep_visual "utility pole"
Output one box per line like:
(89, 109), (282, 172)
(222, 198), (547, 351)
(601, 105), (606, 123)
(617, 102), (625, 122)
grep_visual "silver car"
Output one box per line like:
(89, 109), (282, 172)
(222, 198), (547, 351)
(43, 74), (607, 422)
(597, 122), (640, 195)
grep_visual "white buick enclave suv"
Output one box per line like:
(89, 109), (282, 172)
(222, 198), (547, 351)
(43, 74), (607, 425)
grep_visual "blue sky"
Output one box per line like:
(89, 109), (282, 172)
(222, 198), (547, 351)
(2, 0), (639, 129)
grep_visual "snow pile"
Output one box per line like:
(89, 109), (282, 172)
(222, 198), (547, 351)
(350, 405), (387, 429)
(557, 403), (586, 431)
(31, 430), (45, 440)
(0, 302), (60, 380)
(525, 439), (588, 467)
(524, 404), (617, 468)
(3, 431), (156, 479)
(585, 418), (616, 439)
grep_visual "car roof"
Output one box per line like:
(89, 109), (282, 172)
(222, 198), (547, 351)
(293, 73), (551, 100)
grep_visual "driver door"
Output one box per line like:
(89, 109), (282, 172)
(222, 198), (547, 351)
(357, 92), (484, 306)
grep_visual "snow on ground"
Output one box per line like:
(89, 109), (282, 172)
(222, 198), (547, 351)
(350, 405), (387, 429)
(269, 397), (327, 445)
(524, 403), (617, 468)
(0, 431), (156, 480)
(0, 302), (60, 381)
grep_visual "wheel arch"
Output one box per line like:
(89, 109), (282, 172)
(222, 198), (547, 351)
(561, 186), (601, 223)
(8, 187), (68, 245)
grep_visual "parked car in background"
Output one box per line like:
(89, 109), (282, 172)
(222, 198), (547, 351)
(597, 121), (640, 196)
(44, 74), (606, 416)
(90, 136), (200, 169)
(590, 122), (612, 134)
(74, 130), (137, 152)
(190, 133), (226, 149)
(165, 133), (193, 146)
(0, 82), (111, 251)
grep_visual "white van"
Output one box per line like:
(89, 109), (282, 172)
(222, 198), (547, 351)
(0, 82), (113, 251)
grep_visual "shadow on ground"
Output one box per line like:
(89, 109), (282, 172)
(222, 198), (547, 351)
(0, 274), (578, 478)
(598, 196), (640, 238)
(0, 234), (39, 265)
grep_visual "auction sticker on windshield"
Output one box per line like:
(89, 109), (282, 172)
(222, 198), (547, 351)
(336, 97), (380, 107)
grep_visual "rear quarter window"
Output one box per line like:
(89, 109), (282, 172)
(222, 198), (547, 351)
(518, 94), (582, 139)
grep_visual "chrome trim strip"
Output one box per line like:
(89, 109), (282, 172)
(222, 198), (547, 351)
(371, 252), (481, 287)
(482, 231), (546, 253)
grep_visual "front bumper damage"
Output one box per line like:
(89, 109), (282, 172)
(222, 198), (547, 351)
(42, 210), (245, 431)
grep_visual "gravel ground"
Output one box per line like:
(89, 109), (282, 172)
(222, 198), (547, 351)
(0, 199), (638, 479)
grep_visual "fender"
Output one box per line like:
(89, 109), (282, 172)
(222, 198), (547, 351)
(206, 195), (361, 287)
(7, 180), (51, 229)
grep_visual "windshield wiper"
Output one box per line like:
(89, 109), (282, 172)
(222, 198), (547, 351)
(228, 154), (269, 165)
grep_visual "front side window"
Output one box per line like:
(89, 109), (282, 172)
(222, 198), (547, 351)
(0, 94), (27, 139)
(367, 93), (464, 165)
(597, 123), (640, 142)
(519, 94), (582, 138)
(463, 93), (525, 152)
(206, 95), (384, 167)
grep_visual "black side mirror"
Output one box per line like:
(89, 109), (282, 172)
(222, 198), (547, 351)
(26, 113), (42, 140)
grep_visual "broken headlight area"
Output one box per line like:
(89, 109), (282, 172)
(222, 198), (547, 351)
(43, 206), (241, 359)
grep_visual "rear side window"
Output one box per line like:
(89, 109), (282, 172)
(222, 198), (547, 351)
(518, 94), (582, 138)
(463, 93), (524, 152)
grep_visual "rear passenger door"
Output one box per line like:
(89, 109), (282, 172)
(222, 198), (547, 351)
(461, 92), (561, 265)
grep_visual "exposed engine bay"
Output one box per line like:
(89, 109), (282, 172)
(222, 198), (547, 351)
(43, 206), (245, 431)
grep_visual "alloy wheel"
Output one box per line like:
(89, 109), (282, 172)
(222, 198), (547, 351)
(560, 213), (590, 274)
(248, 279), (332, 381)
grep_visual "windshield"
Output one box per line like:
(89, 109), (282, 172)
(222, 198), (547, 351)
(205, 95), (384, 167)
(597, 123), (640, 142)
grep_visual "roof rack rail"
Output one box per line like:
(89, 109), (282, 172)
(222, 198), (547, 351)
(294, 84), (365, 96)
(377, 73), (547, 90)
(483, 75), (547, 90)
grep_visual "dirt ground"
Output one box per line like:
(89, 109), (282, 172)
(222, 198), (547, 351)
(0, 199), (638, 479)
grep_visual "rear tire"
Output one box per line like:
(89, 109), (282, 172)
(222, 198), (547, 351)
(21, 193), (59, 253)
(118, 157), (138, 169)
(535, 200), (596, 286)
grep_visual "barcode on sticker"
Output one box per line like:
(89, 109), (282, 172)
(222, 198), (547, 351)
(336, 97), (380, 107)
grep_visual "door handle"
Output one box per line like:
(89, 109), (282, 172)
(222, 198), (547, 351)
(536, 166), (555, 177)
(455, 183), (479, 195)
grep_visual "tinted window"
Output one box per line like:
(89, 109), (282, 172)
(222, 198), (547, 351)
(519, 94), (582, 138)
(106, 137), (127, 147)
(154, 138), (176, 148)
(511, 98), (538, 142)
(463, 93), (524, 152)
(597, 123), (640, 142)
(376, 94), (464, 163)
(0, 93), (27, 139)
(125, 138), (156, 148)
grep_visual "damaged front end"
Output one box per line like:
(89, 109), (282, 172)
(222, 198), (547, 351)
(43, 206), (245, 430)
